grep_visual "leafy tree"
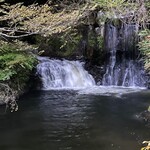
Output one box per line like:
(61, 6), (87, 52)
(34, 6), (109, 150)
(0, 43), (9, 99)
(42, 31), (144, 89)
(0, 0), (92, 39)
(0, 40), (37, 110)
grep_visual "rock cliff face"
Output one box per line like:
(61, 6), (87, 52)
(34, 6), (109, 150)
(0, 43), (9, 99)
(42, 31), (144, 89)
(36, 12), (149, 86)
(102, 19), (148, 87)
(35, 9), (106, 84)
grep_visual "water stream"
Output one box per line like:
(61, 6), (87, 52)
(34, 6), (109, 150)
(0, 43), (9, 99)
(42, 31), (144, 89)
(36, 57), (95, 89)
(102, 21), (147, 87)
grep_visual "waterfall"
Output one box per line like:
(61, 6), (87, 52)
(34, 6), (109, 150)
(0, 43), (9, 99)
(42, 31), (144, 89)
(102, 21), (147, 87)
(36, 57), (95, 89)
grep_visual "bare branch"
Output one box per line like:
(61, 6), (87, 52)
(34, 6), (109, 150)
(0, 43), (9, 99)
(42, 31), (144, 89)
(0, 32), (39, 38)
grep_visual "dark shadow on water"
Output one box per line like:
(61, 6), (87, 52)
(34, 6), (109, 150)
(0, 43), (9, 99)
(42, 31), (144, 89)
(0, 89), (149, 150)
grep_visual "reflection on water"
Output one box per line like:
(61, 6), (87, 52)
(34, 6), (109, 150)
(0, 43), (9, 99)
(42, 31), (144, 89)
(0, 89), (149, 150)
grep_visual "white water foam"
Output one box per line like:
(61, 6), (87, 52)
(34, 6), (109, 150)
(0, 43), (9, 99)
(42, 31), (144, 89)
(36, 57), (95, 90)
(36, 57), (146, 95)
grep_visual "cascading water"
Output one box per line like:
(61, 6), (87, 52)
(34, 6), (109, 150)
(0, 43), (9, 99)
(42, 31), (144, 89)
(102, 20), (147, 87)
(36, 57), (95, 89)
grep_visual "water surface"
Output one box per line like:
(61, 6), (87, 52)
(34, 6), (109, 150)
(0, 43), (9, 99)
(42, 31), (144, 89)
(0, 88), (149, 150)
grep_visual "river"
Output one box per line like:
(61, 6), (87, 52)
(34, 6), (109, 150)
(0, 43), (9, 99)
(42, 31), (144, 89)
(0, 87), (149, 150)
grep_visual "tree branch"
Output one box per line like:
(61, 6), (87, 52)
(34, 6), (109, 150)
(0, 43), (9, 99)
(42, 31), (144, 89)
(0, 32), (39, 38)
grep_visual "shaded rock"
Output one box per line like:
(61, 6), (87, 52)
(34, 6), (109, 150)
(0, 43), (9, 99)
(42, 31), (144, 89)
(139, 110), (150, 126)
(85, 62), (105, 85)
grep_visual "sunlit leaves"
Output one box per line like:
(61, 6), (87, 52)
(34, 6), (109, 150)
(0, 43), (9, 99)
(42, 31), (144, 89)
(141, 141), (150, 150)
(0, 3), (81, 36)
(93, 0), (149, 26)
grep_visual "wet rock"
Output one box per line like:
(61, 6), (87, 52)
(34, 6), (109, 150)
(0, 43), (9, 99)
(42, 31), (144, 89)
(139, 110), (150, 126)
(84, 62), (105, 85)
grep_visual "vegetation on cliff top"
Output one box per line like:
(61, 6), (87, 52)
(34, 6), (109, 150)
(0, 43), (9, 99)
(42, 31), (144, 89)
(0, 0), (95, 38)
(0, 0), (148, 38)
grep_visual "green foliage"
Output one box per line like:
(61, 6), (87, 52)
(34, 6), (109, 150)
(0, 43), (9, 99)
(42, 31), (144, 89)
(0, 53), (35, 80)
(0, 40), (37, 90)
(139, 29), (150, 38)
(94, 0), (149, 28)
(97, 35), (104, 49)
(37, 32), (81, 57)
(57, 31), (82, 57)
(0, 68), (16, 81)
(88, 30), (104, 49)
(0, 40), (34, 54)
(88, 31), (96, 47)
(0, 2), (82, 37)
(145, 1), (150, 9)
(138, 29), (150, 71)
(94, 0), (125, 9)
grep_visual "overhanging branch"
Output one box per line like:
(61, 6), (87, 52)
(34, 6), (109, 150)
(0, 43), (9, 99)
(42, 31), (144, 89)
(0, 32), (39, 39)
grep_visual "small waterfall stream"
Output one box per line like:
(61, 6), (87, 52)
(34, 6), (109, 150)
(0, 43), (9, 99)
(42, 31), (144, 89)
(36, 57), (95, 89)
(102, 21), (147, 87)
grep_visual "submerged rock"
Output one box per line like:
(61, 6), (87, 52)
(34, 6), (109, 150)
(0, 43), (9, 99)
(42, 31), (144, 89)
(139, 110), (150, 126)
